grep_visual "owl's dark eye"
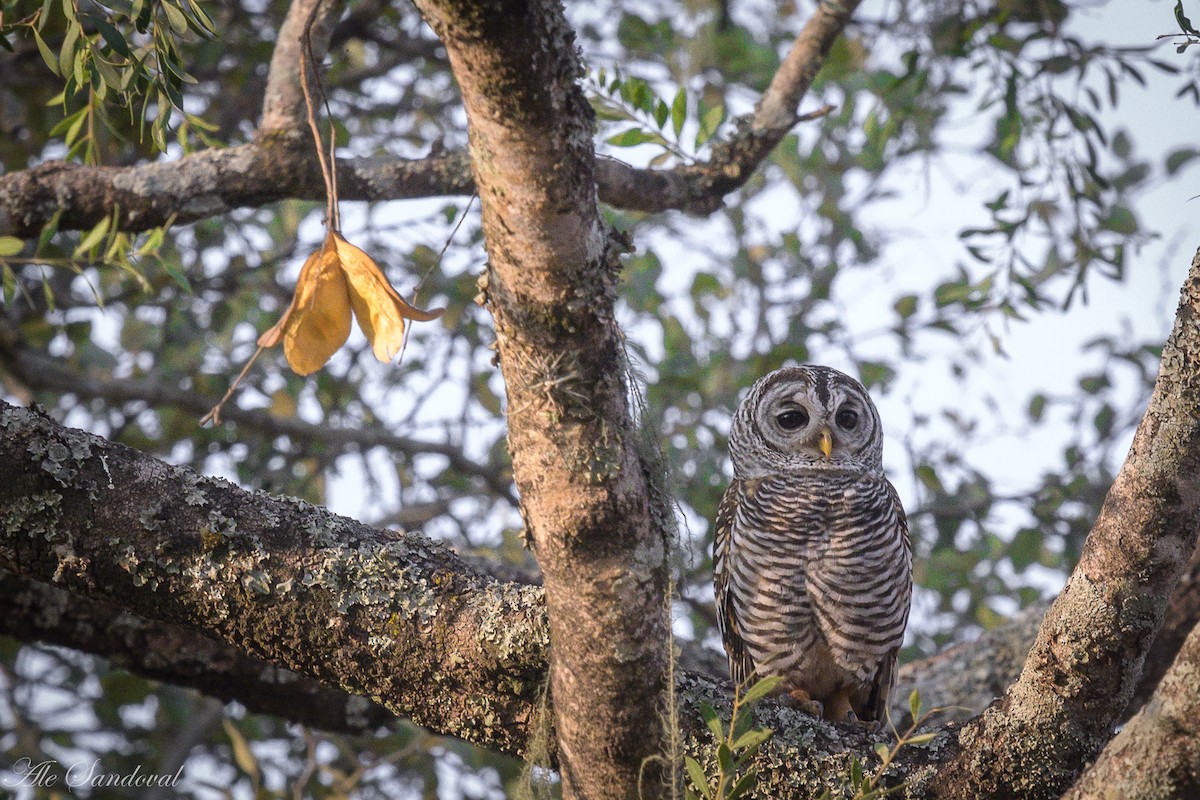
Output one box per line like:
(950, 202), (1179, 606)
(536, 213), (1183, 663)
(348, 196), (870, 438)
(835, 407), (859, 430)
(776, 408), (809, 430)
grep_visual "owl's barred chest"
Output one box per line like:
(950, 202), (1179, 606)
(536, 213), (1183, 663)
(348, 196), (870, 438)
(734, 471), (886, 552)
(728, 470), (901, 613)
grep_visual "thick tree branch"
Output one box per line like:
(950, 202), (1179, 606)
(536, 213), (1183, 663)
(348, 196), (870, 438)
(259, 0), (348, 133)
(0, 400), (548, 758)
(0, 569), (394, 736)
(2, 346), (518, 506)
(1063, 617), (1200, 799)
(0, 145), (473, 237)
(5, 389), (1200, 798)
(596, 0), (858, 214)
(1127, 538), (1200, 714)
(910, 248), (1200, 799)
(0, 0), (858, 236)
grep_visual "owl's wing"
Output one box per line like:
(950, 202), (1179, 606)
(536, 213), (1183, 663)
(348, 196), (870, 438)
(714, 479), (755, 687)
(805, 476), (912, 721)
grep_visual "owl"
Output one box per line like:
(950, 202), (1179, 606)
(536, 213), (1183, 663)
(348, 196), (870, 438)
(713, 365), (911, 723)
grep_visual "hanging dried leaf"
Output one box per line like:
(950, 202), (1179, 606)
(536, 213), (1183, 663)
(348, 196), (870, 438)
(333, 232), (445, 364)
(259, 233), (353, 376)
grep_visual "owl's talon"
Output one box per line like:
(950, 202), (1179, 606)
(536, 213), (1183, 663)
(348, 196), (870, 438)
(836, 707), (881, 731)
(786, 689), (824, 718)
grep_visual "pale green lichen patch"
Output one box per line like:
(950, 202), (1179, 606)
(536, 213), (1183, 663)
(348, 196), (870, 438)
(139, 501), (164, 532)
(25, 433), (94, 491)
(3, 491), (63, 543)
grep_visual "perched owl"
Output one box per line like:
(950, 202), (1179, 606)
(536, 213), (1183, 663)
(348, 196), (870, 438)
(713, 365), (911, 723)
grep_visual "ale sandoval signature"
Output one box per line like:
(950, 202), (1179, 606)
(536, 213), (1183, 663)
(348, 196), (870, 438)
(5, 757), (185, 792)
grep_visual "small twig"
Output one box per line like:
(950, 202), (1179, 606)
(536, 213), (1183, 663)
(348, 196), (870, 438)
(797, 103), (836, 123)
(396, 193), (477, 365)
(200, 345), (266, 426)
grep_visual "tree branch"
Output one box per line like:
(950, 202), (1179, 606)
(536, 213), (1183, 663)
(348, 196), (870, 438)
(1063, 617), (1200, 799)
(0, 569), (394, 736)
(0, 400), (547, 758)
(0, 0), (859, 236)
(912, 248), (1200, 799)
(596, 0), (859, 214)
(0, 145), (473, 238)
(260, 0), (348, 134)
(1127, 537), (1200, 715)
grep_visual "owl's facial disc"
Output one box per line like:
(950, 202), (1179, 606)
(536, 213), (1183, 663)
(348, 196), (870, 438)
(762, 386), (874, 466)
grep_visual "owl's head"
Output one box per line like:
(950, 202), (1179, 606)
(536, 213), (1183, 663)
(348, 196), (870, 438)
(729, 365), (885, 477)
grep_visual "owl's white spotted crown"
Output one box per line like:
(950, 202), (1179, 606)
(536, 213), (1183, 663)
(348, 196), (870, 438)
(729, 365), (885, 479)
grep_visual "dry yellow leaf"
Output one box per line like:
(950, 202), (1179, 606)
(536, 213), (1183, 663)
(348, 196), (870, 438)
(256, 232), (442, 377)
(258, 233), (353, 376)
(333, 232), (445, 364)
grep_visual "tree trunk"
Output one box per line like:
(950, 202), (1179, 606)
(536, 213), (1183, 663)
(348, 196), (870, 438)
(408, 2), (674, 797)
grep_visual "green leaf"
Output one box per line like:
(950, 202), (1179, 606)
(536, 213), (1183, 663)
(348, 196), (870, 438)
(36, 208), (63, 255)
(740, 675), (783, 705)
(606, 127), (666, 148)
(894, 294), (918, 319)
(59, 20), (81, 78)
(1028, 393), (1047, 422)
(1166, 148), (1200, 176)
(95, 18), (133, 58)
(38, 0), (55, 31)
(671, 87), (686, 137)
(1177, 0), (1199, 35)
(653, 98), (669, 129)
(1101, 206), (1137, 234)
(75, 216), (111, 257)
(159, 260), (191, 291)
(730, 727), (773, 751)
(64, 108), (87, 147)
(0, 236), (24, 257)
(850, 757), (863, 788)
(905, 732), (938, 745)
(685, 756), (712, 800)
(875, 742), (891, 761)
(33, 28), (61, 76)
(728, 772), (758, 800)
(222, 719), (260, 781)
(696, 102), (725, 146)
(908, 689), (921, 722)
(2, 264), (16, 306)
(162, 2), (191, 35)
(915, 464), (943, 492)
(93, 57), (124, 92)
(700, 701), (724, 739)
(716, 742), (734, 776)
(186, 0), (218, 36)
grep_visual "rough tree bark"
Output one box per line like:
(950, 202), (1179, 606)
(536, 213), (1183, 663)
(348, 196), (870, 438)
(407, 2), (674, 796)
(4, 0), (1200, 796)
(1062, 618), (1200, 799)
(0, 404), (548, 757)
(908, 249), (1200, 799)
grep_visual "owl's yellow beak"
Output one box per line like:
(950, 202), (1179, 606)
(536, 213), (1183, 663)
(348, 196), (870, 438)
(818, 427), (833, 460)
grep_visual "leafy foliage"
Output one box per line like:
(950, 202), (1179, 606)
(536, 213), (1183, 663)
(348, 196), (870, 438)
(0, 0), (1196, 795)
(685, 676), (780, 800)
